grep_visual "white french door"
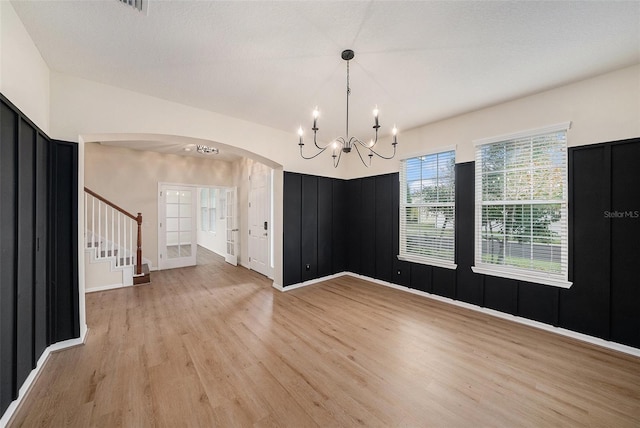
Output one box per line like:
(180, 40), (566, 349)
(158, 184), (197, 270)
(225, 187), (238, 266)
(248, 167), (272, 277)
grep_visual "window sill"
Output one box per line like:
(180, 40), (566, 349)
(471, 265), (572, 289)
(397, 254), (457, 270)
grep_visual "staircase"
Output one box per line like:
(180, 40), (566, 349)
(85, 188), (150, 292)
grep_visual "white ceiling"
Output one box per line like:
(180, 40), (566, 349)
(11, 0), (640, 153)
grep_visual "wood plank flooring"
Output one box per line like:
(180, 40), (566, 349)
(10, 249), (640, 427)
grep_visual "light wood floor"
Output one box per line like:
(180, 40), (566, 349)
(10, 249), (640, 427)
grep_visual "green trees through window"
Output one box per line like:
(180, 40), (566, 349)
(400, 150), (456, 266)
(475, 126), (569, 282)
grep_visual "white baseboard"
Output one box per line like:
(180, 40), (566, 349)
(275, 272), (640, 358)
(0, 327), (89, 427)
(272, 272), (348, 292)
(85, 283), (128, 293)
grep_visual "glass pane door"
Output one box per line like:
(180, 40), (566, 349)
(160, 185), (196, 269)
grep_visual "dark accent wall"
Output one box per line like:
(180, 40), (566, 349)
(0, 95), (79, 416)
(282, 137), (640, 350)
(283, 172), (347, 285)
(282, 172), (397, 286)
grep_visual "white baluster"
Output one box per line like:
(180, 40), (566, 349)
(98, 200), (102, 258)
(129, 220), (133, 266)
(118, 212), (121, 267)
(92, 197), (95, 251)
(111, 206), (115, 263)
(84, 193), (88, 249)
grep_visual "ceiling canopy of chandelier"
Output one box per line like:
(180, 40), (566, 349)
(297, 49), (398, 168)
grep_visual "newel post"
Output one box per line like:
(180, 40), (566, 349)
(136, 213), (143, 275)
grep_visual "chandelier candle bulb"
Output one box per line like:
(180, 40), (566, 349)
(373, 106), (379, 127)
(313, 108), (319, 129)
(392, 125), (398, 145)
(298, 126), (304, 145)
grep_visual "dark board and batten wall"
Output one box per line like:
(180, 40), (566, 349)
(0, 94), (79, 417)
(283, 137), (640, 350)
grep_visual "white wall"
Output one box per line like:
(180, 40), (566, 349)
(343, 64), (640, 179)
(0, 1), (49, 133)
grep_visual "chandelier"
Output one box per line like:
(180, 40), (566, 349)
(298, 49), (398, 168)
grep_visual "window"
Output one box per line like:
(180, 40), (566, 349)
(472, 123), (571, 288)
(399, 149), (456, 269)
(200, 188), (217, 233)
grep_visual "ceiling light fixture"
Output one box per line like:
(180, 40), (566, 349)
(196, 145), (219, 155)
(298, 49), (398, 168)
(117, 0), (149, 14)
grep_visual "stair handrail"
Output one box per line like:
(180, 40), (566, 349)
(84, 187), (143, 275)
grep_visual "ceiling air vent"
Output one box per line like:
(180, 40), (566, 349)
(118, 0), (149, 14)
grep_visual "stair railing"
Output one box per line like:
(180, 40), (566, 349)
(84, 187), (143, 275)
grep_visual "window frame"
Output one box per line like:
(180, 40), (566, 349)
(471, 122), (572, 288)
(398, 147), (457, 270)
(199, 187), (217, 234)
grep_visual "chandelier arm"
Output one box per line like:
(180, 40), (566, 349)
(364, 143), (398, 160)
(312, 130), (326, 150)
(332, 147), (343, 168)
(299, 144), (329, 160)
(352, 143), (371, 167)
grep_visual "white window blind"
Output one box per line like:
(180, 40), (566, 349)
(399, 150), (456, 268)
(473, 124), (570, 288)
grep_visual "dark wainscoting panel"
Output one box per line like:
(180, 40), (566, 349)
(0, 94), (80, 417)
(283, 172), (302, 286)
(331, 179), (346, 274)
(393, 259), (412, 287)
(16, 119), (36, 387)
(518, 282), (559, 326)
(560, 145), (611, 339)
(609, 140), (640, 347)
(454, 162), (484, 306)
(0, 101), (18, 411)
(410, 263), (433, 294)
(375, 174), (394, 283)
(360, 177), (377, 279)
(49, 141), (80, 343)
(301, 175), (318, 281)
(346, 179), (362, 275)
(317, 177), (333, 278)
(484, 276), (518, 315)
(432, 267), (456, 299)
(34, 134), (49, 358)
